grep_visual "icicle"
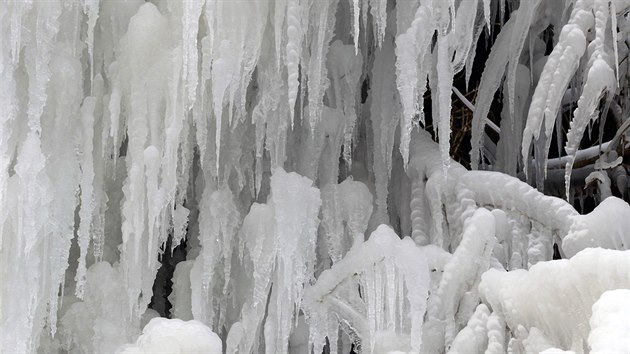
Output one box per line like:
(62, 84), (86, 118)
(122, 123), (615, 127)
(326, 40), (362, 167)
(269, 169), (321, 353)
(436, 34), (454, 177)
(370, 25), (399, 225)
(470, 14), (515, 169)
(352, 0), (360, 54)
(303, 225), (429, 354)
(238, 203), (277, 354)
(82, 0), (99, 88)
(172, 205), (190, 252)
(169, 261), (195, 320)
(610, 1), (620, 84)
(338, 179), (373, 242)
(286, 0), (303, 128)
(506, 0), (542, 121)
(226, 322), (243, 354)
(5, 132), (53, 353)
(369, 0), (387, 46)
(395, 4), (434, 167)
(143, 145), (160, 269)
(450, 0), (480, 74)
(274, 0), (287, 69)
(464, 15), (485, 90)
(91, 75), (107, 262)
(75, 97), (97, 299)
(482, 0), (491, 30)
(321, 179), (373, 264)
(307, 0), (338, 126)
(320, 184), (345, 264)
(211, 40), (233, 175)
(113, 2), (177, 324)
(182, 0), (204, 109)
(196, 186), (241, 326)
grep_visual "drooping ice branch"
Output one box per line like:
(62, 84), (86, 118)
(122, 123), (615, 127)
(303, 225), (429, 354)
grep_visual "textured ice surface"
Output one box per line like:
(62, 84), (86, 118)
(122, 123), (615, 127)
(2, 1), (630, 353)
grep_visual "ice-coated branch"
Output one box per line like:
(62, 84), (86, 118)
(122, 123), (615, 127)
(522, 0), (594, 179)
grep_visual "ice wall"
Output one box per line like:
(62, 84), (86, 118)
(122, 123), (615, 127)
(1, 0), (630, 353)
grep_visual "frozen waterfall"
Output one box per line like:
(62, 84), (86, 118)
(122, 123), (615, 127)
(1, 0), (630, 353)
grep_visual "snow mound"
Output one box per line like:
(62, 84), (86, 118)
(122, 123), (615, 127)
(588, 289), (630, 353)
(480, 248), (630, 351)
(116, 318), (222, 354)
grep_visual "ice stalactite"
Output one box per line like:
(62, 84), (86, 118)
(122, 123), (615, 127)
(395, 0), (484, 172)
(59, 262), (137, 353)
(251, 32), (289, 192)
(75, 97), (96, 299)
(369, 22), (400, 226)
(0, 2), (83, 351)
(327, 41), (363, 167)
(434, 32), (454, 177)
(470, 15), (515, 169)
(395, 4), (433, 167)
(505, 0), (542, 121)
(306, 0), (339, 126)
(351, 0), (360, 54)
(237, 204), (276, 354)
(369, 0), (388, 47)
(114, 2), (173, 323)
(267, 168), (321, 354)
(181, 0), (204, 109)
(495, 65), (531, 176)
(193, 186), (241, 328)
(168, 260), (195, 321)
(285, 0), (305, 127)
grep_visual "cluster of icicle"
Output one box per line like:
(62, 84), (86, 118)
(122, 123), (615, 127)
(471, 0), (630, 197)
(1, 0), (630, 353)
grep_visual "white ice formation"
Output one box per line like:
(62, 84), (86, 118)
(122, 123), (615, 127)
(1, 0), (630, 353)
(117, 317), (222, 354)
